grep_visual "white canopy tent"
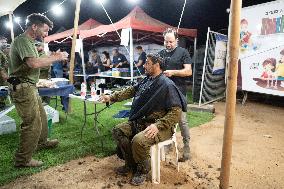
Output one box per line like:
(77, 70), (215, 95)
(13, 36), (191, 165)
(0, 0), (28, 40)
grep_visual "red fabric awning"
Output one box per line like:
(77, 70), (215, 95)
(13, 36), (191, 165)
(80, 6), (197, 39)
(44, 18), (103, 43)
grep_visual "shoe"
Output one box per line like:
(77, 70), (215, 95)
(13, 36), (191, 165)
(130, 159), (150, 186)
(15, 159), (43, 168)
(131, 171), (147, 186)
(37, 139), (59, 150)
(115, 165), (131, 176)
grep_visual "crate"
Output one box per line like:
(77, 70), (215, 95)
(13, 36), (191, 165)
(44, 105), (59, 123)
(0, 115), (16, 135)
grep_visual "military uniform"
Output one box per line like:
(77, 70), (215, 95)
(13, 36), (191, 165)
(39, 51), (51, 79)
(0, 50), (9, 108)
(111, 86), (181, 164)
(9, 34), (48, 165)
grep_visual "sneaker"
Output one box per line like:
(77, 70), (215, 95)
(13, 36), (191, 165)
(37, 139), (59, 150)
(115, 165), (131, 176)
(15, 159), (43, 168)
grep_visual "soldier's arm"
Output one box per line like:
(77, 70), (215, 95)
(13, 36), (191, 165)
(155, 106), (182, 131)
(109, 86), (136, 102)
(25, 52), (68, 69)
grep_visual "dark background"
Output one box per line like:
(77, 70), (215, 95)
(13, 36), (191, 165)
(0, 0), (274, 45)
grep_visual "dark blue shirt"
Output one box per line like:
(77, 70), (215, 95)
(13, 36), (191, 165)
(112, 53), (128, 68)
(137, 51), (146, 74)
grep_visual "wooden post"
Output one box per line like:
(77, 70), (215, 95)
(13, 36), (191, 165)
(69, 0), (81, 84)
(219, 0), (242, 189)
(9, 12), (14, 41)
(68, 0), (81, 112)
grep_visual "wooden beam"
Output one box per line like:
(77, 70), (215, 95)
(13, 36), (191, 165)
(219, 0), (242, 188)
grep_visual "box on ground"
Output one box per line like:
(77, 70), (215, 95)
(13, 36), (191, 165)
(44, 105), (59, 123)
(0, 115), (16, 135)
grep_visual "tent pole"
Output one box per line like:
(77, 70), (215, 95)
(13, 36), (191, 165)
(68, 0), (81, 113)
(199, 27), (210, 107)
(192, 37), (197, 103)
(80, 37), (87, 84)
(9, 12), (14, 41)
(219, 0), (242, 188)
(129, 28), (134, 81)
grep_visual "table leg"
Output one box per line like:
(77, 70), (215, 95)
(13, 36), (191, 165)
(80, 100), (87, 139)
(94, 104), (104, 150)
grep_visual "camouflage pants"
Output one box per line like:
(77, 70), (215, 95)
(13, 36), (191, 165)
(179, 111), (190, 144)
(112, 121), (173, 165)
(10, 83), (48, 164)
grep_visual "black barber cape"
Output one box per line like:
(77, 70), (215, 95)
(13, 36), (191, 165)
(129, 73), (187, 121)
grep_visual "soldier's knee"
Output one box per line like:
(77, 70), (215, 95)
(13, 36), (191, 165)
(112, 127), (123, 141)
(132, 132), (145, 148)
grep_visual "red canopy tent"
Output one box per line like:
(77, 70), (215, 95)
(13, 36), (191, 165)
(80, 6), (197, 40)
(44, 18), (103, 43)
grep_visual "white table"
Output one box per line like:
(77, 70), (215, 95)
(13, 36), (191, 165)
(69, 94), (111, 149)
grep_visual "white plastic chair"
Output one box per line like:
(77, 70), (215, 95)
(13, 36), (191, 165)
(150, 124), (179, 184)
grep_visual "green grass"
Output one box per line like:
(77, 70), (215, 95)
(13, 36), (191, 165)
(0, 97), (214, 186)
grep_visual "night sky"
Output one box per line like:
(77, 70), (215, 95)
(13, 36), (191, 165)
(0, 0), (275, 45)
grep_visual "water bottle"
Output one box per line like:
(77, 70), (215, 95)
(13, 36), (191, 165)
(80, 82), (87, 98)
(90, 82), (96, 99)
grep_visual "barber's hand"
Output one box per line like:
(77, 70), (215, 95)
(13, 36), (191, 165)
(110, 65), (113, 68)
(144, 124), (159, 139)
(99, 94), (111, 103)
(163, 70), (175, 77)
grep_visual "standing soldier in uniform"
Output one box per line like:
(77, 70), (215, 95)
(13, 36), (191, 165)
(101, 53), (187, 185)
(8, 13), (68, 167)
(159, 28), (193, 162)
(0, 37), (9, 109)
(36, 41), (50, 79)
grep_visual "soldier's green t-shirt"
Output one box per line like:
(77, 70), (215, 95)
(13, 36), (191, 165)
(9, 34), (40, 84)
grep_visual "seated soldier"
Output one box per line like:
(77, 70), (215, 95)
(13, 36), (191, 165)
(101, 53), (187, 186)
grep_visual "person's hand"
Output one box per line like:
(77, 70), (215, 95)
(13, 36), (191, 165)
(144, 124), (159, 139)
(53, 51), (69, 61)
(110, 65), (113, 68)
(118, 62), (123, 66)
(99, 94), (111, 103)
(163, 70), (175, 77)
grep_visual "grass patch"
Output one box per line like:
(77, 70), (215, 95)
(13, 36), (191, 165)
(0, 97), (214, 186)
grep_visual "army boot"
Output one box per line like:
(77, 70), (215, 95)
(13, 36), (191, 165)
(131, 159), (150, 186)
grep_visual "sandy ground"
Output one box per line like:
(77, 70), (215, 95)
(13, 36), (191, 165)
(2, 101), (284, 189)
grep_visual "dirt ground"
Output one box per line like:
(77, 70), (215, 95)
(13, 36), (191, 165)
(2, 101), (284, 189)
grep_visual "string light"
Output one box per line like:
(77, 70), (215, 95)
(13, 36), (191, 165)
(51, 4), (64, 16)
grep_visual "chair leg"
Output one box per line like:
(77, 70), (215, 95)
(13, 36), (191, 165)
(151, 145), (160, 184)
(160, 146), (166, 161)
(173, 141), (179, 172)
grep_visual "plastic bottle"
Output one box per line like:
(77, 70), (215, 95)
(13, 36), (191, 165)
(80, 82), (87, 97)
(90, 82), (96, 99)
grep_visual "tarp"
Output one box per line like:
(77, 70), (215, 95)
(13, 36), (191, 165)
(44, 18), (103, 43)
(80, 6), (197, 39)
(0, 0), (27, 17)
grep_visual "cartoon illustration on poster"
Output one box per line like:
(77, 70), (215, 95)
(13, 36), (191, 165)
(240, 0), (284, 96)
